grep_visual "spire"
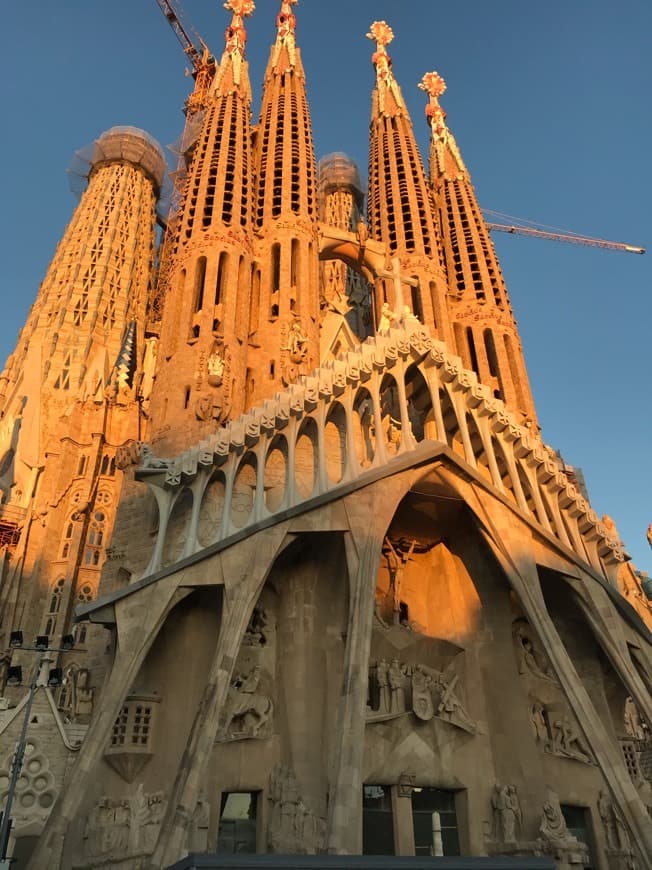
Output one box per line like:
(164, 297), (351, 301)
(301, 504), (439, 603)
(366, 22), (450, 344)
(150, 1), (256, 451)
(247, 0), (320, 404)
(212, 0), (255, 94)
(271, 0), (299, 74)
(366, 21), (405, 117)
(420, 72), (538, 425)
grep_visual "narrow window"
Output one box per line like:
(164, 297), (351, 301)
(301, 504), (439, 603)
(561, 805), (596, 868)
(194, 257), (207, 313)
(290, 239), (299, 287)
(484, 329), (499, 378)
(410, 281), (423, 322)
(183, 387), (191, 410)
(271, 243), (281, 293)
(465, 327), (480, 376)
(215, 252), (227, 305)
(77, 455), (87, 477)
(249, 266), (261, 334)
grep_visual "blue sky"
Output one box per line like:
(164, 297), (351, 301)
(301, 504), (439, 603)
(1, 0), (650, 570)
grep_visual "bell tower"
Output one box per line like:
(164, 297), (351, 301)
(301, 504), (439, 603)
(421, 71), (538, 425)
(366, 21), (451, 343)
(151, 0), (256, 452)
(247, 0), (320, 404)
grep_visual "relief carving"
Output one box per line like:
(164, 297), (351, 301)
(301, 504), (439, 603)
(80, 785), (167, 866)
(537, 788), (589, 866)
(217, 666), (273, 742)
(531, 702), (594, 765)
(491, 784), (522, 846)
(367, 659), (476, 734)
(513, 619), (559, 685)
(624, 696), (647, 741)
(268, 763), (324, 855)
(599, 790), (636, 868)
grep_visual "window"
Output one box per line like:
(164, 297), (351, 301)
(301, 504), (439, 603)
(77, 455), (88, 477)
(108, 694), (159, 753)
(85, 511), (106, 566)
(61, 519), (74, 559)
(412, 787), (460, 857)
(363, 785), (394, 855)
(215, 252), (227, 305)
(43, 578), (65, 638)
(217, 792), (258, 854)
(194, 256), (207, 313)
(271, 243), (281, 293)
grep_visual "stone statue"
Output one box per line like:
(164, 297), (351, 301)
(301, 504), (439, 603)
(268, 763), (323, 854)
(492, 783), (521, 844)
(598, 790), (619, 850)
(207, 348), (225, 387)
(434, 667), (477, 734)
(75, 668), (94, 720)
(400, 305), (421, 332)
(531, 702), (550, 747)
(243, 605), (268, 646)
(624, 696), (646, 740)
(538, 788), (577, 849)
(549, 715), (593, 764)
(219, 666), (273, 740)
(285, 321), (309, 363)
(375, 658), (390, 713)
(140, 444), (172, 470)
(513, 620), (558, 684)
(388, 658), (407, 713)
(188, 792), (210, 853)
(378, 302), (396, 336)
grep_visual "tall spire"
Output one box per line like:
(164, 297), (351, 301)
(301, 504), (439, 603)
(421, 72), (538, 425)
(151, 0), (256, 453)
(366, 23), (451, 344)
(248, 0), (320, 405)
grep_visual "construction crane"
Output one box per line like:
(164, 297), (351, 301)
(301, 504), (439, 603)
(483, 209), (645, 255)
(154, 0), (216, 115)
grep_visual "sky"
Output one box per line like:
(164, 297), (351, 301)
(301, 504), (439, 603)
(0, 0), (650, 571)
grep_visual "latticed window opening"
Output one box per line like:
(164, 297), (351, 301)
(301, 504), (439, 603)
(54, 353), (72, 390)
(108, 696), (159, 753)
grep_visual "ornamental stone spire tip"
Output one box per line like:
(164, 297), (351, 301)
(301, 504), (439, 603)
(272, 0), (299, 72)
(214, 0), (255, 91)
(367, 21), (403, 114)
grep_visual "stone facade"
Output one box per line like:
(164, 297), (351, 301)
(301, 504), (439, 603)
(0, 3), (650, 869)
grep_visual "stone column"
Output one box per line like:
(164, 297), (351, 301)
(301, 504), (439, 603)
(327, 475), (410, 854)
(150, 522), (290, 868)
(27, 575), (190, 870)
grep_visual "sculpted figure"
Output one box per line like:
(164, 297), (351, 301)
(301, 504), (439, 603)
(141, 444), (172, 470)
(375, 658), (390, 713)
(434, 667), (477, 733)
(539, 788), (577, 849)
(531, 702), (549, 747)
(207, 348), (225, 386)
(598, 790), (619, 850)
(221, 666), (273, 739)
(624, 696), (646, 740)
(388, 658), (407, 713)
(550, 715), (592, 764)
(492, 783), (521, 844)
(378, 302), (396, 336)
(514, 621), (558, 684)
(285, 321), (309, 363)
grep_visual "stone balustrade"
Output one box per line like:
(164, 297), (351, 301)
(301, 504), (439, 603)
(134, 324), (625, 578)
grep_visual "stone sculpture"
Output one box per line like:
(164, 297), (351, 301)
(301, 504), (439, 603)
(81, 786), (167, 865)
(492, 783), (522, 845)
(218, 666), (273, 741)
(268, 763), (324, 854)
(513, 619), (559, 684)
(624, 696), (646, 741)
(367, 659), (476, 733)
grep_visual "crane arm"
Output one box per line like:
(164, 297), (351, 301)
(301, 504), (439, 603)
(155, 0), (202, 72)
(485, 222), (645, 255)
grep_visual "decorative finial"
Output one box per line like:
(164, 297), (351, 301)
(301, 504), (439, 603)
(367, 22), (403, 114)
(215, 0), (255, 90)
(272, 0), (299, 72)
(419, 71), (447, 100)
(366, 21), (394, 48)
(224, 0), (255, 14)
(419, 70), (466, 177)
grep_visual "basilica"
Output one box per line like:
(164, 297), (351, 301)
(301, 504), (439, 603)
(0, 2), (650, 868)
